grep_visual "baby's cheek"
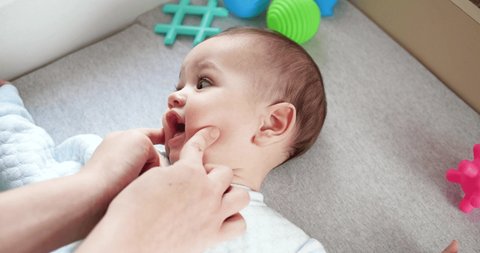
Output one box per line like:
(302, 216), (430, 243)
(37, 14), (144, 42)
(202, 140), (232, 166)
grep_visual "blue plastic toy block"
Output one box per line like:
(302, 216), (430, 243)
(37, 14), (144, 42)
(154, 0), (229, 46)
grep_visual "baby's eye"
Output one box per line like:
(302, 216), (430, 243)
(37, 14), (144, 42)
(196, 78), (212, 90)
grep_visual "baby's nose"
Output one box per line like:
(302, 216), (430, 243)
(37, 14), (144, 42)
(168, 92), (186, 109)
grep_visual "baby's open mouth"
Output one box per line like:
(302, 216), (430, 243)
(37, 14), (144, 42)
(175, 122), (185, 136)
(166, 110), (186, 142)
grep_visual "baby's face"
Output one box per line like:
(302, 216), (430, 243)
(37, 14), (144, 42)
(162, 36), (264, 166)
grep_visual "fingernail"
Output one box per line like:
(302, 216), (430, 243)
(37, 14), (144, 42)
(209, 127), (220, 139)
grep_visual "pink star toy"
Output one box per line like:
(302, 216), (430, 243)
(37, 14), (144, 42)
(446, 144), (480, 213)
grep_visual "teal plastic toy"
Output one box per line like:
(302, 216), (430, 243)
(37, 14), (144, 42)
(154, 0), (228, 46)
(267, 0), (321, 44)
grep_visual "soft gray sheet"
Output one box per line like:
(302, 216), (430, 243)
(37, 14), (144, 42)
(11, 0), (480, 252)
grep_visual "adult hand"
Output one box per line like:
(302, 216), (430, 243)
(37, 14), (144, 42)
(76, 127), (250, 253)
(441, 240), (459, 253)
(81, 128), (165, 200)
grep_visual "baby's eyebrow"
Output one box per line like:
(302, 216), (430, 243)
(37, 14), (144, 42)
(178, 60), (219, 81)
(197, 61), (219, 72)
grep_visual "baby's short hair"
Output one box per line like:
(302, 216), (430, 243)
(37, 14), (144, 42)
(213, 27), (327, 160)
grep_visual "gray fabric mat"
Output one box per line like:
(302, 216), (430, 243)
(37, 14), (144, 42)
(12, 0), (480, 252)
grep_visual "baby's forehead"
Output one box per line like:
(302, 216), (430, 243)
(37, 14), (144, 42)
(181, 35), (267, 74)
(200, 35), (261, 57)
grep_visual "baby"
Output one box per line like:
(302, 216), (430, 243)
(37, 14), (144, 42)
(0, 26), (326, 252)
(160, 27), (327, 252)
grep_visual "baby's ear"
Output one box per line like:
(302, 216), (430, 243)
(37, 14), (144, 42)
(253, 102), (296, 146)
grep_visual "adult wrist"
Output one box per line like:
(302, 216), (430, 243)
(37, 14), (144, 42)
(75, 168), (118, 214)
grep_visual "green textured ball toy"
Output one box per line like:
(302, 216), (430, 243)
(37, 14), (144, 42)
(267, 0), (321, 44)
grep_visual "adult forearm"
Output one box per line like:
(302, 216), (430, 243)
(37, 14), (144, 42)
(0, 172), (108, 253)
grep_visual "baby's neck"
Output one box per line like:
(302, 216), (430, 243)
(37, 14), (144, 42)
(230, 166), (272, 192)
(163, 150), (283, 192)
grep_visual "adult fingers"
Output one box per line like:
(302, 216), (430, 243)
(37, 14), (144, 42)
(216, 187), (250, 242)
(217, 213), (247, 243)
(204, 163), (217, 173)
(137, 128), (165, 145)
(220, 187), (250, 220)
(140, 144), (161, 173)
(204, 163), (236, 174)
(179, 127), (220, 165)
(207, 165), (233, 194)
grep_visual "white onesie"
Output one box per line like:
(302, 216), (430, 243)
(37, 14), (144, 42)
(206, 186), (326, 253)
